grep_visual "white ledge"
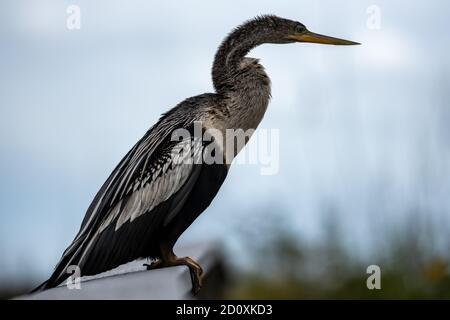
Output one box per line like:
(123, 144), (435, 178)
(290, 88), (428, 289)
(17, 244), (225, 300)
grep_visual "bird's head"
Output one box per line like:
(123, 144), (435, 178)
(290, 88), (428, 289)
(213, 15), (359, 92)
(254, 15), (360, 46)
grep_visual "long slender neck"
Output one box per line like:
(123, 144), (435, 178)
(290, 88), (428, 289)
(212, 19), (273, 93)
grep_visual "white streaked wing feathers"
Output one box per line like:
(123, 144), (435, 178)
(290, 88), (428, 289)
(95, 138), (198, 232)
(78, 138), (197, 267)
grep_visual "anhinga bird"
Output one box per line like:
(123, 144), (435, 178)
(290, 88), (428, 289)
(34, 15), (358, 294)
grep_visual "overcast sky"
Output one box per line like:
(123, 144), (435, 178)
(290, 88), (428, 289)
(1, 0), (449, 284)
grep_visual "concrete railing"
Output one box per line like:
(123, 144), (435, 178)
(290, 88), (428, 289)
(17, 244), (227, 300)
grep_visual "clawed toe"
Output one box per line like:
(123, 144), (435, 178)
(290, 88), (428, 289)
(143, 254), (203, 294)
(187, 264), (203, 294)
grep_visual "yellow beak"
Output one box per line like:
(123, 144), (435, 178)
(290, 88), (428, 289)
(288, 30), (360, 46)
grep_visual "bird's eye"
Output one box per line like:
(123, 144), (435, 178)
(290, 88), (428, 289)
(296, 23), (305, 32)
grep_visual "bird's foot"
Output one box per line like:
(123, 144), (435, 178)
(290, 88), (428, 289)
(143, 256), (203, 294)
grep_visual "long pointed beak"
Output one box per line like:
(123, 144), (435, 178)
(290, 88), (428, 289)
(288, 30), (360, 46)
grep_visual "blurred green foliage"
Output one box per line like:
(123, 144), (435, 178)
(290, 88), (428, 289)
(225, 210), (450, 299)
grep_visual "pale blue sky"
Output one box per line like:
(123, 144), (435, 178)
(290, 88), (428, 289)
(1, 1), (449, 285)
